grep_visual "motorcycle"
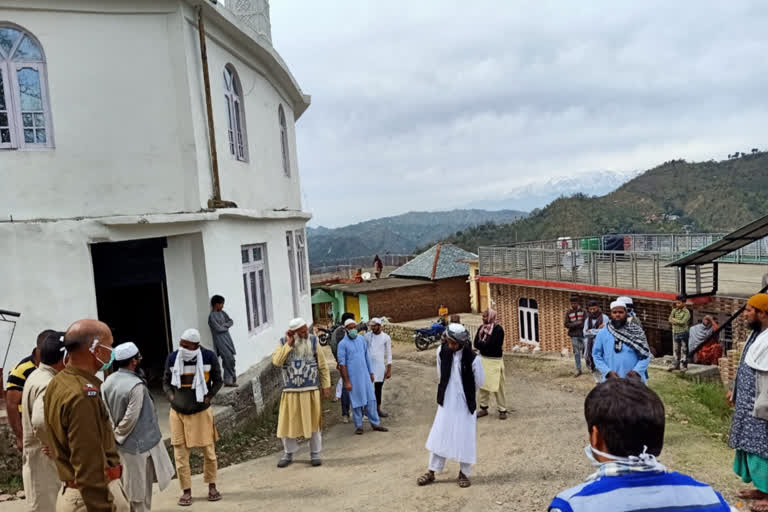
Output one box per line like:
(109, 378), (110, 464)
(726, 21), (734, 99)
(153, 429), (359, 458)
(414, 318), (447, 351)
(317, 324), (338, 346)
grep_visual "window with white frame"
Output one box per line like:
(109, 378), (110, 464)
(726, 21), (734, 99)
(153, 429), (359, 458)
(224, 65), (247, 161)
(518, 298), (539, 345)
(0, 25), (53, 149)
(278, 104), (290, 176)
(242, 244), (271, 332)
(295, 230), (308, 293)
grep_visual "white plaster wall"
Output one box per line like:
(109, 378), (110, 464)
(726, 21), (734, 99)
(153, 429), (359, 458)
(182, 8), (303, 213)
(164, 233), (213, 351)
(199, 218), (311, 374)
(0, 1), (202, 221)
(0, 221), (100, 378)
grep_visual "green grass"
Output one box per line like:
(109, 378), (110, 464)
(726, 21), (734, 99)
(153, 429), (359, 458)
(0, 474), (23, 495)
(649, 370), (732, 440)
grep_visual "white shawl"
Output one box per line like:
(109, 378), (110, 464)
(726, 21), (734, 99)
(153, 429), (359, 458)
(745, 329), (768, 372)
(171, 348), (208, 403)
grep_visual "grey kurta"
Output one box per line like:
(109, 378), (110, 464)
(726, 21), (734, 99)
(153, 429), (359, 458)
(729, 332), (768, 459)
(209, 310), (237, 384)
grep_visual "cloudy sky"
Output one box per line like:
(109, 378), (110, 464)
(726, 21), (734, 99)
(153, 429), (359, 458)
(269, 1), (768, 227)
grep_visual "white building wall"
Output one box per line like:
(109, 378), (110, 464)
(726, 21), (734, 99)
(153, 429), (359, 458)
(181, 6), (303, 213)
(164, 233), (212, 350)
(0, 1), (202, 221)
(200, 218), (311, 375)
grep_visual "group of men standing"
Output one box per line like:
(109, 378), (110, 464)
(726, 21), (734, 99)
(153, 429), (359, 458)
(565, 296), (650, 382)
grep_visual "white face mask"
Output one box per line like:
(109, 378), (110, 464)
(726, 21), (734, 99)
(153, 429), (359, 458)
(584, 443), (664, 470)
(179, 347), (201, 362)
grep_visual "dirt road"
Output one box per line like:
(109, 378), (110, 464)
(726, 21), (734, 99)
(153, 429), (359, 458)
(5, 347), (741, 511)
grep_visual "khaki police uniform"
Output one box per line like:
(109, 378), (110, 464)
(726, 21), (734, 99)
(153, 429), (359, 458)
(44, 366), (130, 512)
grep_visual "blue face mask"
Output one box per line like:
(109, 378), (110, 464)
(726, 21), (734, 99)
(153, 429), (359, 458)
(347, 329), (358, 339)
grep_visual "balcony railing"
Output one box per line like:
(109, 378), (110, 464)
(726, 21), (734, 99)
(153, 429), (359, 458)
(479, 246), (687, 293)
(507, 233), (768, 264)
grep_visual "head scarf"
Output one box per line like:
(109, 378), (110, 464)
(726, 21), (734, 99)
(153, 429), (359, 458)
(480, 309), (497, 341)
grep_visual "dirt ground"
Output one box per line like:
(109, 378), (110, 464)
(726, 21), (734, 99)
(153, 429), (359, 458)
(5, 343), (745, 511)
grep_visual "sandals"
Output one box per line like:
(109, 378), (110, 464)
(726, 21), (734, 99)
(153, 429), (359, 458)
(457, 472), (471, 488)
(751, 501), (768, 512)
(417, 472), (435, 486)
(178, 494), (192, 507)
(208, 489), (222, 502)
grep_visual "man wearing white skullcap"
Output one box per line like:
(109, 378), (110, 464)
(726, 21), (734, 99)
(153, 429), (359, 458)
(617, 296), (642, 328)
(591, 301), (651, 384)
(364, 318), (392, 418)
(103, 342), (174, 511)
(273, 318), (331, 467)
(163, 329), (223, 505)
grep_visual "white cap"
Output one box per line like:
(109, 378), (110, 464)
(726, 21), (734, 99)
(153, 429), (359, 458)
(289, 317), (307, 330)
(114, 342), (139, 361)
(181, 328), (201, 344)
(616, 296), (633, 306)
(344, 318), (357, 327)
(369, 317), (382, 326)
(610, 301), (627, 311)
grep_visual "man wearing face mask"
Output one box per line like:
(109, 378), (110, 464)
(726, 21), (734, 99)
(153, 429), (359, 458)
(728, 294), (768, 510)
(548, 378), (733, 511)
(337, 318), (389, 435)
(163, 328), (223, 506)
(418, 324), (484, 489)
(44, 319), (130, 512)
(592, 301), (651, 383)
(103, 342), (174, 512)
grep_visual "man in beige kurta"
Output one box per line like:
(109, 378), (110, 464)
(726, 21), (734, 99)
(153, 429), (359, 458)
(272, 318), (331, 467)
(21, 330), (65, 512)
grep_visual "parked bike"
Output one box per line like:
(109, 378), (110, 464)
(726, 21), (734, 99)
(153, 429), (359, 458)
(414, 318), (447, 351)
(317, 324), (338, 346)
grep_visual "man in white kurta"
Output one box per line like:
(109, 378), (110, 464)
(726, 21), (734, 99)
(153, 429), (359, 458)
(418, 324), (484, 488)
(365, 318), (392, 418)
(103, 343), (174, 512)
(21, 331), (65, 512)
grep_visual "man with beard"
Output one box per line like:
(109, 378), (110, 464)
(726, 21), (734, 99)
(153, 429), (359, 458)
(272, 318), (331, 467)
(728, 294), (768, 510)
(417, 324), (484, 489)
(583, 300), (609, 378)
(163, 329), (223, 506)
(592, 301), (651, 383)
(338, 318), (389, 435)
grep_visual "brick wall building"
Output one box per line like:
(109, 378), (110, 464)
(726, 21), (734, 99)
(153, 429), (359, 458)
(488, 282), (748, 383)
(368, 276), (470, 322)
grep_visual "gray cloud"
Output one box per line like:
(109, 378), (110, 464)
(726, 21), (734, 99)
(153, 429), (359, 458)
(270, 1), (768, 227)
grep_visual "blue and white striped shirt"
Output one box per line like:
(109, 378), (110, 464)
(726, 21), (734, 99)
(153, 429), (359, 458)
(549, 470), (734, 512)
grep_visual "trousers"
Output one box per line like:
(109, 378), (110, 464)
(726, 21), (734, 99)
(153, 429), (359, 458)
(173, 444), (217, 491)
(478, 369), (507, 412)
(55, 480), (130, 512)
(374, 381), (384, 410)
(282, 431), (322, 455)
(220, 355), (236, 385)
(571, 336), (585, 370)
(352, 400), (380, 428)
(428, 452), (473, 477)
(674, 332), (690, 367)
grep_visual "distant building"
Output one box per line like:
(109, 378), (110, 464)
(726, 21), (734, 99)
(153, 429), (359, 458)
(313, 244), (476, 323)
(1, 0), (311, 383)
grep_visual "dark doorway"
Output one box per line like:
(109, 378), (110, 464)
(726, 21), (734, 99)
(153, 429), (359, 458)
(91, 238), (171, 388)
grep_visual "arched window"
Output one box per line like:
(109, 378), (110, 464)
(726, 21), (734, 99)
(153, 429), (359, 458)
(0, 25), (52, 149)
(223, 65), (247, 161)
(278, 104), (290, 176)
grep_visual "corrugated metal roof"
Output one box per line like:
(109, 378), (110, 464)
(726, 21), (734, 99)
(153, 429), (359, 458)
(390, 244), (477, 280)
(668, 214), (768, 267)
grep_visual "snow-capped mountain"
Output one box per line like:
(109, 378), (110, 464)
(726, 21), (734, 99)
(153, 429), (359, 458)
(465, 170), (641, 211)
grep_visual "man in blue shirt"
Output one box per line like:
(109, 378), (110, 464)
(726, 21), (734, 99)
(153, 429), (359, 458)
(548, 378), (734, 512)
(592, 300), (651, 383)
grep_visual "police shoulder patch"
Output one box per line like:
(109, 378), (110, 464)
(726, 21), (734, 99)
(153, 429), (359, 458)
(83, 384), (98, 397)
